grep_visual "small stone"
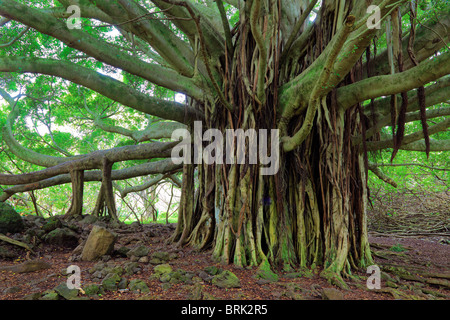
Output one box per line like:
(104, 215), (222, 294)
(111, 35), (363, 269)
(321, 288), (344, 300)
(212, 270), (241, 288)
(23, 292), (42, 300)
(101, 273), (122, 291)
(128, 279), (150, 293)
(54, 283), (79, 300)
(138, 256), (149, 263)
(127, 246), (150, 258)
(40, 292), (59, 300)
(3, 286), (21, 294)
(204, 266), (221, 275)
(161, 283), (172, 290)
(116, 246), (131, 257)
(84, 284), (102, 296)
(153, 264), (172, 275)
(118, 277), (129, 290)
(123, 261), (140, 275)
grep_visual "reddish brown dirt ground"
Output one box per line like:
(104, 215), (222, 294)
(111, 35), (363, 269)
(0, 220), (448, 301)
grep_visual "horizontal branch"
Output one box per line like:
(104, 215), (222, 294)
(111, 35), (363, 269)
(0, 159), (182, 202)
(361, 13), (450, 78)
(337, 52), (450, 110)
(0, 57), (202, 124)
(0, 0), (204, 98)
(119, 173), (166, 198)
(372, 162), (450, 171)
(0, 140), (177, 185)
(92, 116), (187, 142)
(365, 118), (450, 151)
(366, 76), (450, 118)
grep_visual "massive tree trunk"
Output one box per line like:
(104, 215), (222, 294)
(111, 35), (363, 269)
(170, 0), (374, 286)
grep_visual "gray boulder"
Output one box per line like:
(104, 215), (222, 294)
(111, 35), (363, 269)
(81, 225), (117, 261)
(44, 227), (79, 247)
(212, 270), (241, 288)
(0, 202), (24, 234)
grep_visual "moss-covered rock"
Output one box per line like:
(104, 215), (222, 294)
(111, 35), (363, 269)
(40, 291), (59, 300)
(0, 202), (24, 234)
(54, 283), (79, 300)
(81, 225), (116, 261)
(101, 273), (122, 291)
(83, 283), (103, 296)
(42, 217), (62, 233)
(128, 279), (150, 293)
(127, 245), (150, 258)
(44, 228), (79, 247)
(153, 263), (172, 275)
(212, 270), (241, 288)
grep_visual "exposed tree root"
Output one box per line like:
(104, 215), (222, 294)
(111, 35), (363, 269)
(0, 233), (34, 253)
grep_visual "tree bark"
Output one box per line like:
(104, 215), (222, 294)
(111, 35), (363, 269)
(65, 170), (84, 218)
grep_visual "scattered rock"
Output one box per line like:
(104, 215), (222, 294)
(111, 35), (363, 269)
(0, 245), (18, 259)
(40, 291), (59, 300)
(188, 283), (205, 300)
(138, 256), (149, 263)
(153, 263), (172, 275)
(54, 282), (79, 300)
(204, 266), (221, 275)
(79, 215), (99, 225)
(44, 228), (79, 247)
(149, 251), (169, 264)
(3, 286), (21, 294)
(254, 269), (279, 283)
(212, 270), (241, 288)
(81, 225), (117, 261)
(285, 290), (305, 300)
(0, 202), (24, 234)
(118, 277), (129, 290)
(127, 245), (150, 258)
(254, 261), (279, 283)
(129, 279), (150, 293)
(198, 271), (213, 282)
(22, 292), (42, 300)
(84, 284), (103, 296)
(161, 282), (172, 290)
(123, 261), (140, 275)
(116, 246), (131, 257)
(102, 273), (122, 291)
(41, 217), (62, 233)
(321, 288), (344, 300)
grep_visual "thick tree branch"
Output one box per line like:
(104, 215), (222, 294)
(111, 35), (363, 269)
(0, 159), (182, 202)
(92, 0), (196, 78)
(361, 13), (450, 78)
(0, 0), (204, 99)
(365, 118), (450, 151)
(0, 140), (177, 186)
(0, 57), (202, 124)
(337, 52), (450, 110)
(368, 162), (398, 188)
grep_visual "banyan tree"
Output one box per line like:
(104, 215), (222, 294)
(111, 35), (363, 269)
(0, 0), (449, 286)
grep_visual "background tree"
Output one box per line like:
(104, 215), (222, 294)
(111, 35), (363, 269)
(0, 0), (449, 287)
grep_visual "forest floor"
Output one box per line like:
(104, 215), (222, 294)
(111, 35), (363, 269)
(0, 192), (449, 301)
